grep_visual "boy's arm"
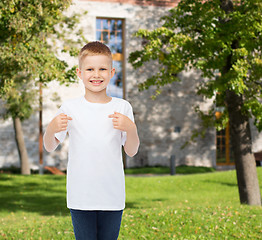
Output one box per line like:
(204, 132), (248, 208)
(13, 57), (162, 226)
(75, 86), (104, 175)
(43, 113), (72, 152)
(43, 128), (60, 153)
(123, 123), (140, 157)
(109, 112), (139, 157)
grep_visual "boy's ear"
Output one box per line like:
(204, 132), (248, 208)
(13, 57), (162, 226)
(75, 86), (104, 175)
(111, 68), (116, 78)
(76, 68), (82, 80)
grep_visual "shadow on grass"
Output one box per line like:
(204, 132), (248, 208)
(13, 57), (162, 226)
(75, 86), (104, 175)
(0, 174), (170, 215)
(125, 197), (168, 209)
(125, 202), (138, 209)
(0, 174), (166, 215)
(0, 175), (68, 216)
(203, 180), (237, 187)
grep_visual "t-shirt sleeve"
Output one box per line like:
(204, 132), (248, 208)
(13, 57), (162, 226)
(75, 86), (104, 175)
(54, 105), (68, 144)
(121, 102), (135, 146)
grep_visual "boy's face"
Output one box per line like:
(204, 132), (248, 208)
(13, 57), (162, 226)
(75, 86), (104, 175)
(77, 55), (115, 95)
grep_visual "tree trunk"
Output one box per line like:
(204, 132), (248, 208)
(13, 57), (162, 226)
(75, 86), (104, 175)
(225, 90), (261, 205)
(220, 0), (261, 206)
(13, 117), (31, 175)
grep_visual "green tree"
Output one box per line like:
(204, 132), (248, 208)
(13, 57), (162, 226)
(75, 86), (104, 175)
(129, 0), (262, 205)
(0, 0), (86, 174)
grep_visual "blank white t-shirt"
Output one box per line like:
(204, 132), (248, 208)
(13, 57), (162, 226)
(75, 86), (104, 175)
(54, 96), (134, 210)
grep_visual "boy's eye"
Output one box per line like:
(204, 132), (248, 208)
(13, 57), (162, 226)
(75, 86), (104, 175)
(100, 68), (107, 71)
(86, 68), (93, 71)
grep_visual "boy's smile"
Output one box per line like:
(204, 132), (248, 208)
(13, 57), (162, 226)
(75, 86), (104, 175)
(77, 55), (115, 95)
(89, 80), (104, 86)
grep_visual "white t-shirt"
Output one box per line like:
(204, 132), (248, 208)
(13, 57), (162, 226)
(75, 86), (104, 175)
(54, 96), (134, 210)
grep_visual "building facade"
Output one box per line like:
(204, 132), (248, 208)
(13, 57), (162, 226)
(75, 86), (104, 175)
(1, 0), (262, 171)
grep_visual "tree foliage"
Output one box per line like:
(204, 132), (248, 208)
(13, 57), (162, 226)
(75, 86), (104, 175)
(0, 0), (87, 119)
(0, 0), (87, 174)
(129, 0), (262, 205)
(129, 0), (262, 131)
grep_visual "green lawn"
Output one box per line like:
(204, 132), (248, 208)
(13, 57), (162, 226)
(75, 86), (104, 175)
(0, 168), (261, 239)
(124, 165), (215, 175)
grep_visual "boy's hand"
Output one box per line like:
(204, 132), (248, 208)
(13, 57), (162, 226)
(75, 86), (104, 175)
(108, 112), (135, 133)
(49, 113), (72, 134)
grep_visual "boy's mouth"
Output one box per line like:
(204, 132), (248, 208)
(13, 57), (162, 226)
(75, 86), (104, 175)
(90, 80), (104, 86)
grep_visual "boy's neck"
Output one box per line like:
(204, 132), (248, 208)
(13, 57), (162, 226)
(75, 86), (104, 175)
(84, 91), (112, 104)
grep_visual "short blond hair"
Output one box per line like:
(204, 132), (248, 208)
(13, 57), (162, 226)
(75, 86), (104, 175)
(78, 41), (112, 68)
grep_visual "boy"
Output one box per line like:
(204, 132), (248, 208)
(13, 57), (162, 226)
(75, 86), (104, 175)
(43, 41), (140, 240)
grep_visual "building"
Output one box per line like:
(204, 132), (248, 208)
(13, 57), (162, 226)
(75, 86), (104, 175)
(1, 0), (261, 171)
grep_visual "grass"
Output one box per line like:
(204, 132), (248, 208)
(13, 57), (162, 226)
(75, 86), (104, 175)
(0, 168), (261, 239)
(124, 166), (215, 175)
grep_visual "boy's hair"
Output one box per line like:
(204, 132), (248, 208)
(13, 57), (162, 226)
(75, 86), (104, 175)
(78, 41), (112, 68)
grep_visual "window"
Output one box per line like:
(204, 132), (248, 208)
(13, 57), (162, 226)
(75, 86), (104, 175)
(215, 112), (234, 165)
(96, 18), (125, 98)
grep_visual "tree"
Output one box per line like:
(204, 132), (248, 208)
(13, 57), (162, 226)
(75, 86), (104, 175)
(0, 0), (86, 174)
(129, 0), (262, 205)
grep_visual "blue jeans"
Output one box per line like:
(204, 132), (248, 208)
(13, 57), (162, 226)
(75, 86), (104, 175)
(70, 209), (123, 240)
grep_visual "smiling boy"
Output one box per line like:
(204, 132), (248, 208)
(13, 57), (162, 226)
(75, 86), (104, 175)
(43, 41), (140, 240)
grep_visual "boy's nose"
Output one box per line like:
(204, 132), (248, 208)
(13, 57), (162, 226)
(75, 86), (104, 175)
(93, 70), (100, 78)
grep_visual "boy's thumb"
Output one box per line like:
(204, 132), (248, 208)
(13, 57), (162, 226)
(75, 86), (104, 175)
(67, 116), (73, 120)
